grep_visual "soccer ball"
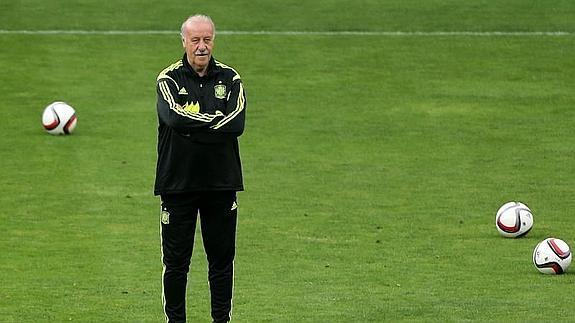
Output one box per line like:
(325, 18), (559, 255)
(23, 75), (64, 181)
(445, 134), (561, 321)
(42, 101), (77, 135)
(533, 238), (572, 274)
(495, 201), (533, 238)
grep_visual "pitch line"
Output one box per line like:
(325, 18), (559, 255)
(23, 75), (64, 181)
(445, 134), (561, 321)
(0, 29), (571, 36)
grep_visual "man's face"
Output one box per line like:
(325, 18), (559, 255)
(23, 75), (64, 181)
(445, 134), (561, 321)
(181, 20), (214, 73)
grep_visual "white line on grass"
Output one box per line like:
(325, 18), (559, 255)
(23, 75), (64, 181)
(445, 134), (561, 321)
(0, 30), (571, 36)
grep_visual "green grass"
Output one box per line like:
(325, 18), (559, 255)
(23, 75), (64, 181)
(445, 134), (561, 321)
(1, 0), (574, 32)
(1, 1), (575, 322)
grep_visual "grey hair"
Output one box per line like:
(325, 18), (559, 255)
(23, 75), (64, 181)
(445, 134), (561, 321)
(180, 14), (216, 39)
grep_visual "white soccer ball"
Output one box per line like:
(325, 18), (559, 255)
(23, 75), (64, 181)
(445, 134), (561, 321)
(533, 238), (572, 274)
(42, 101), (77, 135)
(495, 201), (533, 238)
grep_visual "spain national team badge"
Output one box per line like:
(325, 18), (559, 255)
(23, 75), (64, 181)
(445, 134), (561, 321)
(161, 209), (170, 225)
(214, 84), (226, 99)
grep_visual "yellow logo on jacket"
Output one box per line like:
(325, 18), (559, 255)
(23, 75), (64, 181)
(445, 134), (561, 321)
(182, 101), (200, 113)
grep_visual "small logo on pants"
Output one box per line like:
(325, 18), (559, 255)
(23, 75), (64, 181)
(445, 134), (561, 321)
(161, 209), (170, 224)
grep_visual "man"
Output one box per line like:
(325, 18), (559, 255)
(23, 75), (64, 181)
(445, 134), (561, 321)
(154, 14), (246, 323)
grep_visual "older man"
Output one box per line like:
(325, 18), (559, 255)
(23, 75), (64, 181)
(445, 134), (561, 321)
(154, 14), (247, 323)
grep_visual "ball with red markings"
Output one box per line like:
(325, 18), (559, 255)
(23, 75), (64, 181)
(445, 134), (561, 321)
(495, 201), (533, 238)
(42, 101), (77, 135)
(533, 238), (572, 274)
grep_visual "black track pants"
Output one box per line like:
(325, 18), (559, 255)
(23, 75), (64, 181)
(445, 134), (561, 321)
(160, 191), (238, 323)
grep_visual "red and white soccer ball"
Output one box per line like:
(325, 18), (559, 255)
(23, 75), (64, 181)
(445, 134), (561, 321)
(42, 101), (77, 135)
(533, 238), (572, 274)
(495, 201), (533, 238)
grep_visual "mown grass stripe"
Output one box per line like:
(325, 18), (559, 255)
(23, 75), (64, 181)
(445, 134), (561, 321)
(0, 30), (571, 36)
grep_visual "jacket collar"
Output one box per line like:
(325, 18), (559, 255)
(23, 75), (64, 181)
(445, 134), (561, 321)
(182, 54), (218, 78)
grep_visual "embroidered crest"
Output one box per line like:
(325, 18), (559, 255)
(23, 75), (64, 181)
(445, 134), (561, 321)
(214, 84), (226, 99)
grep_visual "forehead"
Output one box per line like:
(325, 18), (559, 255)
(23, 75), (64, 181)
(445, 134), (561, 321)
(183, 21), (214, 38)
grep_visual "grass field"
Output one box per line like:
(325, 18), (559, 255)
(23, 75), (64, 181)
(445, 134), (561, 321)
(1, 1), (574, 322)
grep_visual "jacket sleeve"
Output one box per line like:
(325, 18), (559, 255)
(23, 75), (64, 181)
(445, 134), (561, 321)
(209, 79), (246, 136)
(156, 76), (223, 133)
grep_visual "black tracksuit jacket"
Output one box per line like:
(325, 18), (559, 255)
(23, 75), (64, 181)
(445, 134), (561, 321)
(154, 55), (246, 195)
